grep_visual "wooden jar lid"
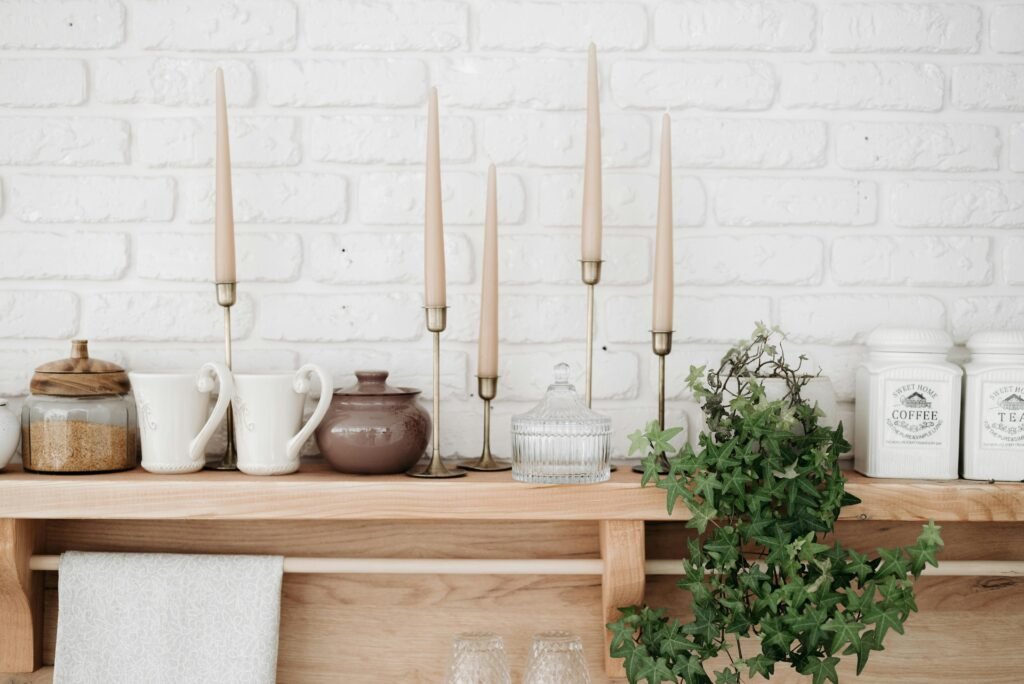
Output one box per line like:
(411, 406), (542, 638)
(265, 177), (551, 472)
(30, 340), (131, 397)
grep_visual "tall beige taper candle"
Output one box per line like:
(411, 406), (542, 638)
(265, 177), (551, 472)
(653, 113), (674, 332)
(214, 68), (236, 284)
(478, 164), (499, 378)
(424, 87), (447, 308)
(580, 43), (602, 262)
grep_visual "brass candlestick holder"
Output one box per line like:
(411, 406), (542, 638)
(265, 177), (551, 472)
(206, 282), (238, 471)
(459, 376), (511, 472)
(634, 330), (674, 474)
(407, 306), (465, 478)
(580, 260), (602, 408)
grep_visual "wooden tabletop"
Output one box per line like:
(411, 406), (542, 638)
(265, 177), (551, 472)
(0, 462), (1022, 522)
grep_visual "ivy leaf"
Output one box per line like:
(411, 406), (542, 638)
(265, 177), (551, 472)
(628, 428), (652, 457)
(866, 602), (906, 644)
(798, 655), (841, 684)
(823, 613), (865, 654)
(634, 656), (675, 684)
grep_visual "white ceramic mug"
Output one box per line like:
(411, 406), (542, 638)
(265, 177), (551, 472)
(131, 363), (234, 474)
(233, 364), (333, 476)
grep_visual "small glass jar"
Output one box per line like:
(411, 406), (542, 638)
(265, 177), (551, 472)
(22, 340), (137, 474)
(511, 363), (611, 484)
(854, 328), (962, 480)
(962, 331), (1024, 481)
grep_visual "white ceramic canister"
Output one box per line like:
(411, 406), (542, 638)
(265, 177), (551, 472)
(962, 331), (1024, 481)
(0, 399), (20, 469)
(854, 328), (962, 480)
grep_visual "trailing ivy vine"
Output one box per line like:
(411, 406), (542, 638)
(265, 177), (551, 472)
(610, 325), (943, 684)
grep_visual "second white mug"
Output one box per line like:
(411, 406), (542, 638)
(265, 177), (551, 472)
(233, 364), (333, 475)
(131, 363), (234, 474)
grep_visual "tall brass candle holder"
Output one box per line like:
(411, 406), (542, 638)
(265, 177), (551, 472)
(580, 260), (602, 408)
(633, 330), (674, 474)
(407, 306), (465, 478)
(459, 376), (511, 471)
(206, 282), (238, 471)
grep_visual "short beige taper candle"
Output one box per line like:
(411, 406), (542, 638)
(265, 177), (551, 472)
(580, 43), (602, 263)
(424, 87), (447, 309)
(477, 164), (499, 379)
(652, 113), (674, 333)
(214, 68), (236, 284)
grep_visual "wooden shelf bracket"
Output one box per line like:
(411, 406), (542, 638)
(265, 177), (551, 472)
(599, 519), (646, 679)
(0, 518), (44, 673)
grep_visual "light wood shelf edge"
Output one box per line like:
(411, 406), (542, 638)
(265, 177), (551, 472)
(0, 463), (1022, 522)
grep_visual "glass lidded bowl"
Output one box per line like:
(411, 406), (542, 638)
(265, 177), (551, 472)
(22, 340), (138, 474)
(511, 363), (611, 484)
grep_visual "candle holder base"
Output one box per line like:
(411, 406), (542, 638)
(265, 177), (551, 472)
(407, 453), (466, 479)
(459, 376), (511, 472)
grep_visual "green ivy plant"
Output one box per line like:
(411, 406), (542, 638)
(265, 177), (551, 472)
(611, 325), (943, 684)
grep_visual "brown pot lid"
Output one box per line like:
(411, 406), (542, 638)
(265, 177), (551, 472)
(335, 370), (420, 396)
(31, 340), (130, 396)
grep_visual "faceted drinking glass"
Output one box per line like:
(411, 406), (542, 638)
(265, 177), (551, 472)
(445, 632), (511, 684)
(523, 631), (590, 684)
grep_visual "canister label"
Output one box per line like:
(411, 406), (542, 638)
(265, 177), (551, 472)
(981, 382), (1024, 449)
(883, 381), (948, 447)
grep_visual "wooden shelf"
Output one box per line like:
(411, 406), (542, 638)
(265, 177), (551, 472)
(1, 462), (1022, 522)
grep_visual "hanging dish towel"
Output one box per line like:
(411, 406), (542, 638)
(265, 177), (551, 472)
(54, 551), (284, 684)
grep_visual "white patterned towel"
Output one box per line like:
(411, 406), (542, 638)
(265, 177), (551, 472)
(54, 551), (284, 684)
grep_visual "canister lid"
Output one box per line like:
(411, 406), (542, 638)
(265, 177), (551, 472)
(866, 328), (953, 354)
(30, 340), (130, 396)
(511, 363), (611, 431)
(334, 370), (420, 396)
(966, 330), (1024, 355)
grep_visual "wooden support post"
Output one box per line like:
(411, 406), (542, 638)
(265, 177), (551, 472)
(0, 519), (44, 673)
(599, 519), (645, 679)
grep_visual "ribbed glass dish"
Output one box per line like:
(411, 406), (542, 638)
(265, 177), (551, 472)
(511, 363), (611, 484)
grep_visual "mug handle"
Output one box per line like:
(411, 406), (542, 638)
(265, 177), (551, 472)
(189, 362), (234, 463)
(286, 364), (334, 463)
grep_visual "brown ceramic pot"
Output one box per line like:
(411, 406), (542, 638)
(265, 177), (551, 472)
(315, 370), (431, 475)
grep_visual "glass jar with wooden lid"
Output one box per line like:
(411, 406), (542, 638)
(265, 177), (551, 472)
(22, 340), (138, 473)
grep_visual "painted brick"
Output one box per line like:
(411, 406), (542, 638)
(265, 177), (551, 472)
(952, 297), (1024, 342)
(0, 117), (129, 165)
(831, 236), (992, 286)
(439, 57), (584, 110)
(127, 347), (299, 374)
(308, 232), (473, 285)
(0, 0), (124, 48)
(312, 114), (473, 164)
(954, 65), (1024, 111)
(360, 171), (525, 225)
(836, 122), (1000, 171)
(991, 5), (1024, 54)
(661, 344), (731, 400)
(305, 348), (468, 398)
(483, 112), (650, 168)
(12, 175), (174, 223)
(715, 177), (877, 226)
(0, 59), (86, 106)
(137, 232), (302, 282)
(0, 347), (65, 395)
(500, 350), (640, 401)
(135, 0), (297, 51)
(479, 1), (647, 51)
(672, 119), (826, 169)
(606, 295), (772, 343)
(185, 173), (347, 224)
(446, 294), (586, 344)
(1012, 123), (1024, 172)
(654, 1), (815, 52)
(84, 291), (255, 342)
(267, 59), (428, 107)
(890, 181), (1024, 228)
(501, 234), (651, 286)
(779, 295), (946, 344)
(823, 3), (981, 53)
(781, 61), (944, 111)
(135, 117), (300, 167)
(259, 293), (422, 342)
(0, 232), (127, 280)
(787, 344), (866, 402)
(307, 0), (467, 51)
(95, 59), (255, 106)
(0, 291), (78, 338)
(611, 60), (775, 110)
(540, 173), (706, 227)
(1005, 239), (1024, 285)
(679, 235), (823, 285)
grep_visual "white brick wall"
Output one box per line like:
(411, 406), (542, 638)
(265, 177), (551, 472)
(0, 0), (1021, 460)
